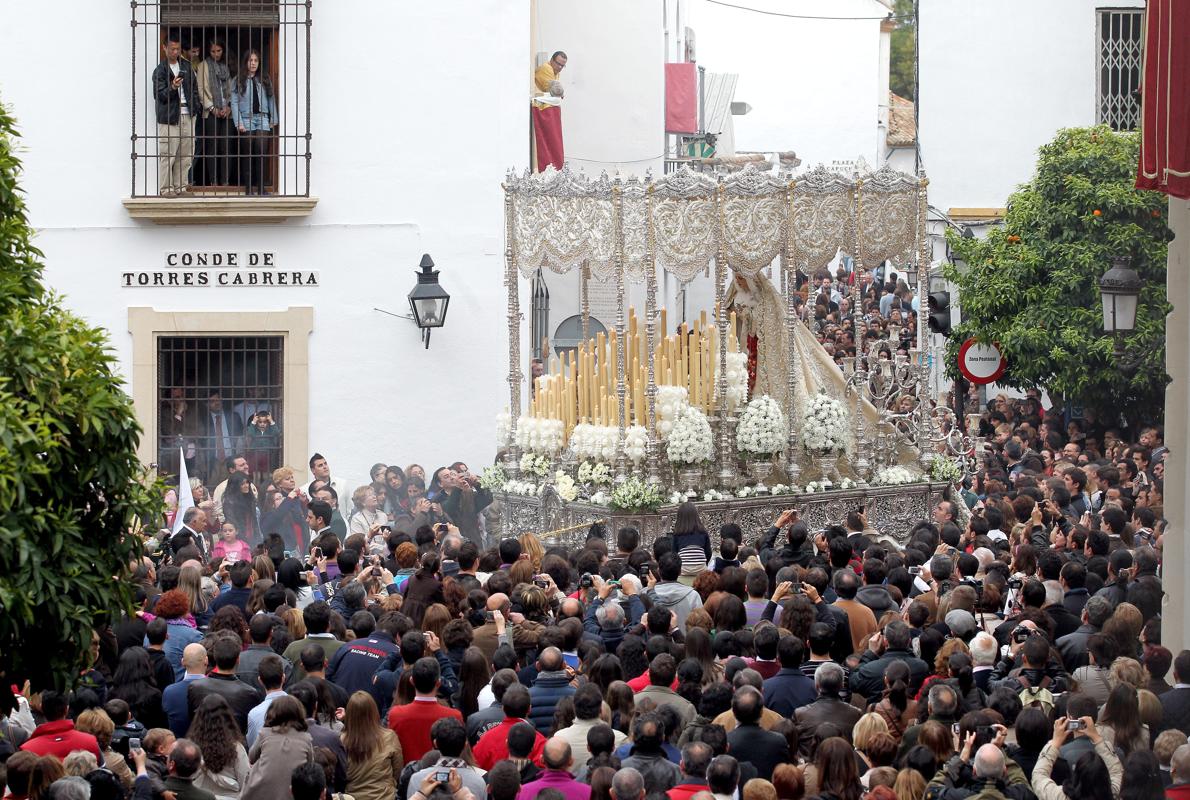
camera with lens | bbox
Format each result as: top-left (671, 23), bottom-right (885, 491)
top-left (579, 572), bottom-right (594, 589)
top-left (1012, 626), bottom-right (1033, 644)
top-left (1007, 577), bottom-right (1023, 590)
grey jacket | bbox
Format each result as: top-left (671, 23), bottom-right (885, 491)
top-left (646, 582), bottom-right (703, 630)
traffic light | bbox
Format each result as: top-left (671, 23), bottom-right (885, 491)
top-left (928, 291), bottom-right (952, 336)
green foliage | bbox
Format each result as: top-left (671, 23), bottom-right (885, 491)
top-left (0, 100), bottom-right (161, 690)
top-left (943, 125), bottom-right (1171, 423)
top-left (890, 0), bottom-right (916, 100)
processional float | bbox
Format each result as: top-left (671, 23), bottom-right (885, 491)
top-left (495, 163), bottom-right (982, 546)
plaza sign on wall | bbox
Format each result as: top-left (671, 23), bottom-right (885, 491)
top-left (957, 338), bottom-right (1007, 385)
top-left (121, 251), bottom-right (320, 288)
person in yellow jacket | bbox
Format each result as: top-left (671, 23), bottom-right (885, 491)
top-left (533, 51), bottom-right (567, 105)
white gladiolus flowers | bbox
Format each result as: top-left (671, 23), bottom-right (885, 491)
top-left (623, 425), bottom-right (648, 464)
top-left (495, 409), bottom-right (512, 448)
top-left (736, 395), bottom-right (787, 458)
top-left (724, 352), bottom-right (749, 411)
top-left (516, 416), bottom-right (564, 454)
top-left (655, 386), bottom-right (689, 440)
top-left (610, 477), bottom-right (665, 512)
top-left (570, 424), bottom-right (619, 462)
top-left (802, 393), bottom-right (849, 455)
top-left (667, 405), bottom-right (714, 466)
top-left (873, 466), bottom-right (920, 486)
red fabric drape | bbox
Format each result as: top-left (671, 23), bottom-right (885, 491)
top-left (1135, 0), bottom-right (1190, 199)
top-left (665, 62), bottom-right (698, 134)
top-left (532, 105), bottom-right (564, 172)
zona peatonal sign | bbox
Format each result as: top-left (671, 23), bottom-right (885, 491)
top-left (121, 251), bottom-right (320, 288)
top-left (957, 338), bottom-right (1007, 385)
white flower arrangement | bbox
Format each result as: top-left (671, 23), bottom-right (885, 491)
top-left (570, 423), bottom-right (620, 462)
top-left (669, 490), bottom-right (687, 505)
top-left (736, 486), bottom-right (754, 498)
top-left (655, 386), bottom-right (690, 440)
top-left (770, 484), bottom-right (801, 496)
top-left (610, 477), bottom-right (665, 512)
top-left (702, 489), bottom-right (726, 502)
top-left (495, 408), bottom-right (513, 448)
top-left (479, 464), bottom-right (508, 493)
top-left (519, 452), bottom-right (551, 479)
top-left (803, 481), bottom-right (825, 494)
top-left (873, 465), bottom-right (920, 486)
top-left (577, 461), bottom-right (612, 487)
top-left (503, 479), bottom-right (542, 497)
top-left (737, 395), bottom-right (788, 458)
top-left (839, 477), bottom-right (856, 489)
top-left (516, 415), bottom-right (564, 454)
top-left (554, 470), bottom-right (579, 503)
top-left (667, 405), bottom-right (714, 466)
top-left (930, 456), bottom-right (963, 483)
top-left (623, 425), bottom-right (648, 464)
top-left (589, 490), bottom-right (612, 506)
top-left (724, 351), bottom-right (750, 411)
top-left (802, 392), bottom-right (849, 455)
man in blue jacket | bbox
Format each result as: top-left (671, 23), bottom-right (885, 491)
top-left (327, 613), bottom-right (402, 702)
top-left (162, 644), bottom-right (208, 738)
top-left (527, 647), bottom-right (576, 736)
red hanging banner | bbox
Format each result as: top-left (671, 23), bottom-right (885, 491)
top-left (1135, 0), bottom-right (1190, 199)
top-left (665, 62), bottom-right (698, 134)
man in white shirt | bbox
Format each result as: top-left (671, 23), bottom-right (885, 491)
top-left (307, 452), bottom-right (351, 520)
top-left (246, 655), bottom-right (287, 748)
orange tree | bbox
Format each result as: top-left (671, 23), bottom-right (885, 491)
top-left (0, 100), bottom-right (160, 690)
top-left (944, 125), bottom-right (1171, 423)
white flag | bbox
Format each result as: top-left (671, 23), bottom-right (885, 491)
top-left (172, 447), bottom-right (195, 534)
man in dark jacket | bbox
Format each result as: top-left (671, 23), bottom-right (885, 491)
top-left (187, 637), bottom-right (264, 734)
top-left (151, 32), bottom-right (201, 197)
top-left (726, 687), bottom-right (788, 781)
top-left (585, 577), bottom-right (645, 654)
top-left (856, 558), bottom-right (899, 618)
top-left (1055, 596), bottom-right (1112, 672)
top-left (794, 662), bottom-right (862, 759)
top-left (758, 511), bottom-right (813, 568)
top-left (762, 635), bottom-right (816, 717)
top-left (1160, 651), bottom-right (1190, 736)
top-left (527, 647), bottom-right (576, 736)
top-left (619, 713), bottom-right (682, 794)
top-left (850, 620), bottom-right (930, 704)
top-left (327, 612), bottom-right (402, 704)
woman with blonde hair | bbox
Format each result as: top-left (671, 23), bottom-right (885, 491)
top-left (62, 750), bottom-right (98, 777)
top-left (853, 713), bottom-right (891, 754)
top-left (517, 532), bottom-right (544, 572)
top-left (744, 779), bottom-right (780, 800)
top-left (179, 563), bottom-right (212, 627)
top-left (340, 691), bottom-right (403, 800)
top-left (1112, 657), bottom-right (1150, 693)
top-left (914, 637), bottom-right (969, 701)
top-left (253, 553), bottom-right (276, 582)
top-left (892, 768), bottom-right (926, 800)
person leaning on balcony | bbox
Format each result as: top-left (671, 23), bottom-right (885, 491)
top-left (232, 48), bottom-right (279, 196)
top-left (533, 51), bottom-right (566, 101)
top-left (152, 31), bottom-right (201, 197)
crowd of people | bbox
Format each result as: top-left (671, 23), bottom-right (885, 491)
top-left (0, 389), bottom-right (1179, 800)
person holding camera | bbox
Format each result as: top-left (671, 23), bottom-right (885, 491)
top-left (583, 574), bottom-right (645, 655)
top-left (924, 721), bottom-right (1033, 800)
top-left (1030, 716), bottom-right (1121, 800)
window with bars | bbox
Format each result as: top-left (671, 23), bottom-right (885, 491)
top-left (131, 0), bottom-right (311, 197)
top-left (1096, 8), bottom-right (1144, 131)
top-left (157, 335), bottom-right (284, 486)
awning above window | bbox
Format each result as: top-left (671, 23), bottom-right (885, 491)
top-left (160, 0), bottom-right (280, 26)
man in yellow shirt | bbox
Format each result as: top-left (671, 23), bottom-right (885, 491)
top-left (532, 51), bottom-right (567, 171)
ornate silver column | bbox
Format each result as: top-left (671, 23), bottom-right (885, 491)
top-left (783, 179), bottom-right (801, 484)
top-left (644, 182), bottom-right (662, 486)
top-left (714, 179), bottom-right (736, 488)
top-left (915, 174), bottom-right (932, 469)
top-left (612, 178), bottom-right (629, 483)
top-left (581, 261), bottom-right (591, 345)
top-left (504, 180), bottom-right (523, 476)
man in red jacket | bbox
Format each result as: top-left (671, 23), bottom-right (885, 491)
top-left (473, 686), bottom-right (546, 770)
top-left (667, 742), bottom-right (713, 800)
top-left (386, 657), bottom-right (462, 762)
top-left (20, 691), bottom-right (101, 762)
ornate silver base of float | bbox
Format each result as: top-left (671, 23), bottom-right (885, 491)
top-left (501, 481), bottom-right (953, 551)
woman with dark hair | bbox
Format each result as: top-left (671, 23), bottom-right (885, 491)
top-left (1032, 716), bottom-right (1121, 800)
top-left (946, 652), bottom-right (986, 713)
top-left (110, 647), bottom-right (167, 730)
top-left (810, 737), bottom-right (863, 800)
top-left (868, 661), bottom-right (916, 742)
top-left (1100, 683), bottom-right (1150, 756)
top-left (605, 681), bottom-right (636, 736)
top-left (587, 654), bottom-right (623, 696)
top-left (714, 594), bottom-right (748, 632)
top-left (589, 765), bottom-right (617, 800)
top-left (222, 473), bottom-right (261, 545)
top-left (676, 658), bottom-right (704, 708)
top-left (191, 694), bottom-right (250, 800)
top-left (1119, 750), bottom-right (1165, 800)
top-left (401, 552), bottom-right (444, 627)
top-left (616, 635), bottom-right (648, 682)
top-left (242, 696), bottom-right (314, 800)
top-left (231, 48), bottom-right (278, 195)
top-left (684, 626), bottom-right (724, 687)
top-left (275, 557), bottom-right (316, 609)
top-left (454, 646), bottom-right (491, 719)
top-left (672, 501), bottom-right (712, 585)
top-left (208, 605), bottom-right (250, 646)
top-left (383, 466), bottom-right (409, 520)
top-left (340, 691), bottom-right (403, 800)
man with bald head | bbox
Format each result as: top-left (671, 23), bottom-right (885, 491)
top-left (515, 737), bottom-right (589, 800)
top-left (163, 643), bottom-right (208, 736)
top-left (610, 768), bottom-right (645, 800)
top-left (474, 592), bottom-right (532, 661)
top-left (528, 647), bottom-right (577, 735)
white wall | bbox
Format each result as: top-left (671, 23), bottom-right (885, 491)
top-left (689, 0), bottom-right (887, 166)
top-left (918, 0), bottom-right (1143, 213)
top-left (0, 0), bottom-right (529, 486)
top-left (533, 0), bottom-right (666, 177)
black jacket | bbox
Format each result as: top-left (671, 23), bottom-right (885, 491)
top-left (851, 649), bottom-right (930, 704)
top-left (187, 672), bottom-right (264, 733)
top-left (727, 723), bottom-right (789, 781)
top-left (1160, 687), bottom-right (1190, 736)
top-left (152, 59), bottom-right (202, 125)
